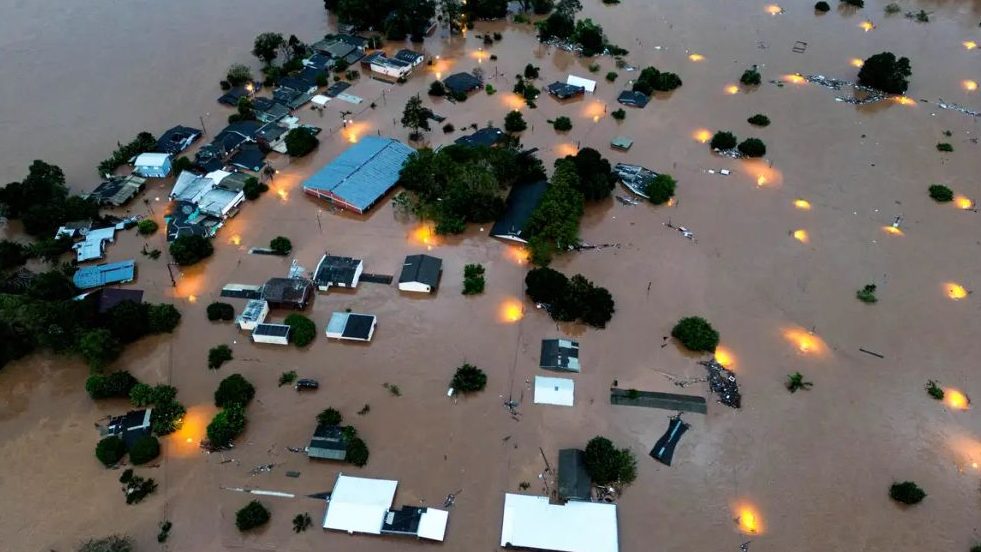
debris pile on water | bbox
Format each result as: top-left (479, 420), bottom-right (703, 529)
top-left (700, 358), bottom-right (742, 408)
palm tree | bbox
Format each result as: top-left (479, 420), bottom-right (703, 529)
top-left (786, 372), bottom-right (813, 393)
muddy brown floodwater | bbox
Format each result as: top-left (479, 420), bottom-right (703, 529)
top-left (2, 0), bottom-right (981, 550)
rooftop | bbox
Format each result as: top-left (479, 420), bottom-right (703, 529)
top-left (454, 127), bottom-right (505, 148)
top-left (94, 288), bottom-right (145, 314)
top-left (557, 449), bottom-right (592, 501)
top-left (323, 474), bottom-right (398, 534)
top-left (314, 255), bottom-right (363, 287)
top-left (546, 81), bottom-right (586, 100)
top-left (443, 72), bottom-right (483, 94)
top-left (253, 323), bottom-right (291, 338)
top-left (302, 137), bottom-right (413, 214)
top-left (489, 180), bottom-right (548, 243)
top-left (399, 254), bottom-right (442, 288)
top-left (308, 423), bottom-right (348, 461)
top-left (85, 175), bottom-right (146, 207)
top-left (501, 494), bottom-right (618, 552)
top-left (155, 125), bottom-right (202, 154)
top-left (540, 339), bottom-right (581, 372)
top-left (261, 278), bottom-right (313, 307)
top-left (73, 260), bottom-right (136, 289)
top-left (326, 312), bottom-right (376, 341)
top-left (533, 376), bottom-right (575, 407)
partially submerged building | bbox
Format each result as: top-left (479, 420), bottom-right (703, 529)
top-left (500, 493), bottom-right (618, 552)
top-left (546, 81), bottom-right (586, 100)
top-left (557, 449), bottom-right (592, 502)
top-left (165, 170), bottom-right (246, 241)
top-left (313, 255), bottom-right (364, 291)
top-left (236, 299), bottom-right (270, 331)
top-left (73, 260), bottom-right (136, 289)
top-left (398, 254), bottom-right (442, 293)
top-left (155, 125), bottom-right (202, 155)
top-left (566, 75), bottom-right (597, 93)
top-left (540, 339), bottom-right (580, 373)
top-left (261, 278), bottom-right (314, 310)
top-left (102, 408), bottom-right (153, 448)
top-left (302, 136), bottom-right (413, 215)
top-left (307, 423), bottom-right (348, 461)
top-left (72, 226), bottom-right (117, 263)
top-left (616, 90), bottom-right (649, 108)
top-left (252, 323), bottom-right (291, 345)
top-left (489, 180), bottom-right (548, 243)
top-left (442, 72), bottom-right (482, 95)
top-left (362, 52), bottom-right (414, 80)
top-left (326, 312), bottom-right (377, 342)
top-left (92, 288), bottom-right (144, 314)
top-left (85, 174), bottom-right (146, 207)
top-left (133, 153), bottom-right (172, 178)
top-left (454, 127), bottom-right (505, 148)
top-left (322, 474), bottom-right (449, 542)
top-left (533, 376), bottom-right (575, 407)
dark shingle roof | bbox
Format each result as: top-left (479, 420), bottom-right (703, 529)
top-left (443, 72), bottom-right (482, 94)
top-left (314, 255), bottom-right (362, 287)
top-left (489, 180), bottom-right (548, 243)
top-left (558, 449), bottom-right (592, 501)
top-left (155, 125), bottom-right (202, 154)
top-left (261, 278), bottom-right (313, 307)
top-left (617, 90), bottom-right (650, 108)
top-left (454, 127), bottom-right (504, 148)
top-left (308, 424), bottom-right (348, 460)
top-left (546, 82), bottom-right (585, 100)
top-left (540, 339), bottom-right (581, 372)
top-left (254, 323), bottom-right (291, 337)
top-left (399, 254), bottom-right (442, 288)
top-left (96, 288), bottom-right (145, 314)
top-left (342, 314), bottom-right (375, 339)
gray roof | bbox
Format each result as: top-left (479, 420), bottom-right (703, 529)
top-left (546, 81), bottom-right (585, 99)
top-left (443, 72), bottom-right (482, 94)
top-left (85, 175), bottom-right (146, 207)
top-left (308, 424), bottom-right (348, 460)
top-left (454, 127), bottom-right (504, 148)
top-left (399, 254), bottom-right (442, 288)
top-left (540, 339), bottom-right (580, 372)
top-left (314, 255), bottom-right (362, 287)
top-left (254, 323), bottom-right (291, 337)
top-left (489, 180), bottom-right (548, 243)
top-left (558, 449), bottom-right (592, 501)
top-left (261, 278), bottom-right (313, 307)
top-left (302, 137), bottom-right (414, 213)
top-left (617, 90), bottom-right (649, 107)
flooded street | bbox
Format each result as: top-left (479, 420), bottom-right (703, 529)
top-left (2, 0), bottom-right (981, 550)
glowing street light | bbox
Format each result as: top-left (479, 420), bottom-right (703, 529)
top-left (794, 199), bottom-right (811, 210)
top-left (792, 229), bottom-right (809, 243)
top-left (850, 58), bottom-right (864, 68)
top-left (693, 129), bottom-right (712, 143)
top-left (859, 20), bottom-right (875, 32)
top-left (882, 225), bottom-right (903, 236)
top-left (955, 195), bottom-right (974, 209)
top-left (688, 53), bottom-right (705, 62)
top-left (714, 345), bottom-right (736, 369)
top-left (963, 80), bottom-right (978, 92)
top-left (725, 84), bottom-right (740, 95)
top-left (964, 40), bottom-right (978, 50)
top-left (765, 4), bottom-right (783, 15)
top-left (944, 388), bottom-right (971, 410)
top-left (946, 282), bottom-right (968, 300)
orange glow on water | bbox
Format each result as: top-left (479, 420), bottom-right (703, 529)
top-left (946, 282), bottom-right (968, 300)
top-left (499, 299), bottom-right (524, 323)
top-left (955, 195), bottom-right (974, 209)
top-left (783, 327), bottom-right (827, 356)
top-left (945, 388), bottom-right (971, 410)
top-left (169, 405), bottom-right (217, 457)
top-left (859, 20), bottom-right (874, 32)
top-left (688, 53), bottom-right (705, 62)
top-left (725, 84), bottom-right (740, 95)
top-left (503, 93), bottom-right (525, 110)
top-left (964, 41), bottom-right (977, 50)
top-left (963, 80), bottom-right (978, 92)
top-left (850, 58), bottom-right (864, 68)
top-left (792, 229), bottom-right (809, 243)
top-left (948, 433), bottom-right (981, 471)
top-left (470, 50), bottom-right (490, 63)
top-left (555, 142), bottom-right (578, 157)
top-left (893, 96), bottom-right (916, 106)
top-left (504, 245), bottom-right (530, 265)
top-left (784, 74), bottom-right (805, 84)
top-left (882, 225), bottom-right (903, 236)
top-left (229, 234), bottom-right (241, 245)
top-left (765, 4), bottom-right (782, 15)
top-left (794, 199), bottom-right (811, 210)
top-left (714, 346), bottom-right (736, 369)
top-left (733, 503), bottom-right (764, 535)
top-left (743, 160), bottom-right (783, 189)
top-left (583, 101), bottom-right (606, 120)
top-left (342, 122), bottom-right (369, 144)
top-left (410, 224), bottom-right (439, 247)
top-left (693, 129), bottom-right (712, 143)
top-left (756, 175), bottom-right (767, 187)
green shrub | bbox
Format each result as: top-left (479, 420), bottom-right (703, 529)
top-left (78, 535), bottom-right (134, 552)
top-left (169, 235), bottom-right (213, 266)
top-left (524, 63), bottom-right (540, 79)
top-left (207, 403), bottom-right (247, 447)
top-left (884, 2), bottom-right (901, 13)
top-left (346, 436), bottom-right (370, 467)
top-left (644, 174), bottom-right (676, 205)
top-left (815, 1), bottom-right (831, 11)
top-left (129, 383), bottom-right (155, 407)
top-left (936, 143), bottom-right (953, 152)
top-left (96, 436), bottom-right (127, 466)
top-left (148, 304), bottom-right (181, 334)
top-left (292, 513), bottom-right (313, 533)
top-left (485, 84), bottom-right (496, 95)
top-left (925, 380), bottom-right (944, 400)
top-left (451, 363), bottom-right (487, 393)
top-left (242, 177), bottom-right (267, 200)
top-left (505, 110), bottom-right (527, 132)
top-left (605, 71), bottom-right (618, 82)
top-left (284, 128), bottom-right (319, 157)
top-left (671, 316), bottom-right (720, 352)
top-left (208, 345), bottom-right (233, 370)
top-left (214, 373), bottom-right (255, 408)
top-left (207, 302), bottom-right (235, 321)
top-left (78, 329), bottom-right (122, 371)
top-left (740, 68), bottom-right (762, 86)
top-left (857, 52), bottom-right (912, 94)
top-left (841, 0), bottom-right (864, 7)
top-left (584, 436), bottom-right (637, 485)
top-left (611, 108), bottom-right (625, 121)
top-left (462, 263), bottom-right (486, 295)
top-left (632, 66), bottom-right (683, 95)
top-left (710, 131), bottom-right (737, 150)
top-left (442, 123), bottom-right (455, 133)
top-left (129, 435), bottom-right (161, 465)
top-left (269, 236), bottom-right (292, 255)
top-left (86, 371), bottom-right (138, 400)
top-left (284, 313), bottom-right (316, 347)
top-left (279, 370), bottom-right (297, 387)
top-left (889, 481), bottom-right (926, 505)
top-left (928, 184), bottom-right (953, 202)
top-left (856, 284), bottom-right (877, 303)
top-left (235, 500), bottom-right (270, 531)
top-left (737, 138), bottom-right (767, 157)
top-left (588, 63), bottom-right (600, 73)
top-left (137, 220), bottom-right (158, 236)
top-left (747, 114), bottom-right (770, 127)
top-left (552, 116), bottom-right (573, 131)
top-left (124, 475), bottom-right (157, 504)
top-left (317, 407), bottom-right (343, 426)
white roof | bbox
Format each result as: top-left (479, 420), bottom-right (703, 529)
top-left (171, 171), bottom-right (214, 203)
top-left (197, 187), bottom-right (242, 217)
top-left (323, 474), bottom-right (398, 534)
top-left (417, 508), bottom-right (449, 541)
top-left (73, 227), bottom-right (116, 262)
top-left (205, 169), bottom-right (233, 185)
top-left (134, 152), bottom-right (170, 167)
top-left (534, 376), bottom-right (575, 407)
top-left (501, 494), bottom-right (619, 552)
top-left (566, 75), bottom-right (597, 93)
top-left (312, 95), bottom-right (331, 107)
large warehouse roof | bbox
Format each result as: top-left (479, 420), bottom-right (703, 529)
top-left (303, 137), bottom-right (413, 214)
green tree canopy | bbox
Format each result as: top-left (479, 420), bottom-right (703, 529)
top-left (671, 316), bottom-right (720, 352)
top-left (235, 500), bottom-right (271, 531)
top-left (451, 363), bottom-right (488, 393)
top-left (584, 436), bottom-right (637, 485)
top-left (95, 436), bottom-right (127, 467)
top-left (285, 313), bottom-right (316, 347)
top-left (252, 33), bottom-right (285, 64)
top-left (215, 373), bottom-right (256, 408)
top-left (169, 235), bottom-right (213, 266)
top-left (285, 128), bottom-right (319, 157)
top-left (858, 52), bottom-right (911, 94)
top-left (207, 403), bottom-right (247, 447)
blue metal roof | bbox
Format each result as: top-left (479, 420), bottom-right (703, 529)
top-left (73, 260), bottom-right (136, 289)
top-left (303, 137), bottom-right (414, 212)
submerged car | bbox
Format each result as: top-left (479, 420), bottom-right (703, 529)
top-left (295, 378), bottom-right (319, 391)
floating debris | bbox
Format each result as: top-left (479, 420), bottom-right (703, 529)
top-left (614, 163), bottom-right (658, 198)
top-left (699, 359), bottom-right (742, 408)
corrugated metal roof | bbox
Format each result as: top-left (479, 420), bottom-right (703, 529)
top-left (73, 260), bottom-right (136, 289)
top-left (303, 137), bottom-right (413, 213)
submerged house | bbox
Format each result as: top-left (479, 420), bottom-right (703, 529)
top-left (533, 376), bottom-right (575, 407)
top-left (72, 226), bottom-right (117, 263)
top-left (398, 254), bottom-right (442, 293)
top-left (540, 339), bottom-right (580, 373)
top-left (557, 449), bottom-right (592, 502)
top-left (442, 72), bottom-right (482, 95)
top-left (616, 90), bottom-right (649, 108)
top-left (85, 174), bottom-right (147, 207)
top-left (364, 53), bottom-right (413, 80)
top-left (546, 81), bottom-right (586, 100)
top-left (133, 153), bottom-right (172, 178)
top-left (252, 323), bottom-right (291, 345)
top-left (313, 255), bottom-right (364, 291)
top-left (252, 97), bottom-right (291, 124)
top-left (236, 299), bottom-right (269, 331)
top-left (500, 493), bottom-right (618, 552)
top-left (326, 312), bottom-right (377, 342)
top-left (92, 288), bottom-right (145, 314)
top-left (307, 423), bottom-right (348, 461)
top-left (155, 125), bottom-right (202, 155)
top-left (322, 474), bottom-right (449, 542)
top-left (103, 408), bottom-right (152, 447)
top-left (302, 136), bottom-right (413, 215)
top-left (489, 180), bottom-right (548, 243)
top-left (261, 278), bottom-right (314, 310)
top-left (454, 127), bottom-right (505, 148)
top-left (394, 49), bottom-right (425, 67)
top-left (169, 170), bottom-right (245, 222)
top-left (73, 260), bottom-right (136, 289)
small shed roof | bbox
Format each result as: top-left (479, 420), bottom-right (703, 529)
top-left (323, 474), bottom-right (398, 534)
top-left (302, 137), bottom-right (413, 213)
top-left (85, 175), bottom-right (146, 207)
top-left (611, 136), bottom-right (633, 150)
top-left (314, 255), bottom-right (362, 287)
top-left (399, 254), bottom-right (442, 288)
top-left (73, 260), bottom-right (136, 289)
top-left (501, 494), bottom-right (618, 552)
top-left (558, 449), bottom-right (591, 501)
top-left (394, 49), bottom-right (424, 64)
top-left (534, 376), bottom-right (575, 407)
top-left (134, 152), bottom-right (170, 167)
top-left (237, 299), bottom-right (268, 325)
top-left (254, 323), bottom-right (291, 337)
top-left (489, 180), bottom-right (548, 243)
top-left (417, 508), bottom-right (449, 541)
top-left (540, 339), bottom-right (580, 372)
top-left (308, 423), bottom-right (348, 460)
top-left (566, 75), bottom-right (597, 93)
